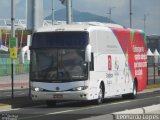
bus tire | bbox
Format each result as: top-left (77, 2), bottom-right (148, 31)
top-left (122, 82), bottom-right (137, 99)
top-left (46, 100), bottom-right (57, 107)
top-left (95, 84), bottom-right (104, 105)
top-left (130, 81), bottom-right (137, 99)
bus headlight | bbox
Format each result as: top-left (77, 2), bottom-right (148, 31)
top-left (72, 86), bottom-right (88, 91)
top-left (32, 87), bottom-right (44, 92)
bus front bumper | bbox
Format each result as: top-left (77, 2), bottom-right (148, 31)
top-left (31, 90), bottom-right (92, 101)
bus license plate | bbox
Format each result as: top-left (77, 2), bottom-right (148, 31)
top-left (53, 94), bottom-right (63, 98)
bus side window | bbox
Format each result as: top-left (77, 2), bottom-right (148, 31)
top-left (90, 52), bottom-right (94, 71)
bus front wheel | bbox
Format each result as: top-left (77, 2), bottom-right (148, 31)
top-left (95, 84), bottom-right (104, 105)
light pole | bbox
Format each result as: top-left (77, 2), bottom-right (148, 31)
top-left (143, 14), bottom-right (149, 33)
top-left (52, 0), bottom-right (55, 25)
top-left (107, 7), bottom-right (115, 23)
top-left (66, 0), bottom-right (72, 24)
top-left (11, 0), bottom-right (15, 38)
top-left (11, 0), bottom-right (15, 99)
top-left (25, 0), bottom-right (27, 25)
top-left (59, 0), bottom-right (72, 24)
top-left (129, 0), bottom-right (133, 28)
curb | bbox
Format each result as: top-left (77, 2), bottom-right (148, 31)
top-left (79, 104), bottom-right (160, 120)
top-left (79, 114), bottom-right (115, 120)
top-left (113, 104), bottom-right (160, 114)
top-left (0, 104), bottom-right (11, 110)
top-left (143, 104), bottom-right (160, 114)
top-left (113, 108), bottom-right (144, 114)
top-left (0, 96), bottom-right (45, 110)
top-left (138, 88), bottom-right (160, 94)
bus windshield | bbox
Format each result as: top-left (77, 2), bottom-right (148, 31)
top-left (30, 49), bottom-right (88, 82)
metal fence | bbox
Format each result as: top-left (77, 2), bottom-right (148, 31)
top-left (147, 63), bottom-right (160, 84)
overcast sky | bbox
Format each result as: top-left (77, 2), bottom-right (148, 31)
top-left (0, 0), bottom-right (159, 35)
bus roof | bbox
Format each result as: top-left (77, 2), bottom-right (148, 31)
top-left (36, 22), bottom-right (124, 33)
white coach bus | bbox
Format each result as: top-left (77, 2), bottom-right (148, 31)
top-left (30, 23), bottom-right (147, 107)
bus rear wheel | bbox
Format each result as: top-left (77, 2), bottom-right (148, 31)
top-left (122, 82), bottom-right (137, 99)
top-left (130, 82), bottom-right (137, 99)
top-left (46, 100), bottom-right (57, 107)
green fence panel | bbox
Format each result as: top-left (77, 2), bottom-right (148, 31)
top-left (0, 58), bottom-right (8, 76)
top-left (0, 55), bottom-right (30, 76)
top-left (3, 58), bottom-right (7, 75)
top-left (0, 60), bottom-right (3, 76)
top-left (6, 58), bottom-right (11, 75)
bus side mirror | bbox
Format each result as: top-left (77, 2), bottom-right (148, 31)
top-left (85, 44), bottom-right (92, 62)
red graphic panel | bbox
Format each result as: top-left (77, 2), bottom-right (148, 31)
top-left (111, 28), bottom-right (147, 92)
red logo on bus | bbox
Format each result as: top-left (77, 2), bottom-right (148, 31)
top-left (108, 55), bottom-right (112, 71)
